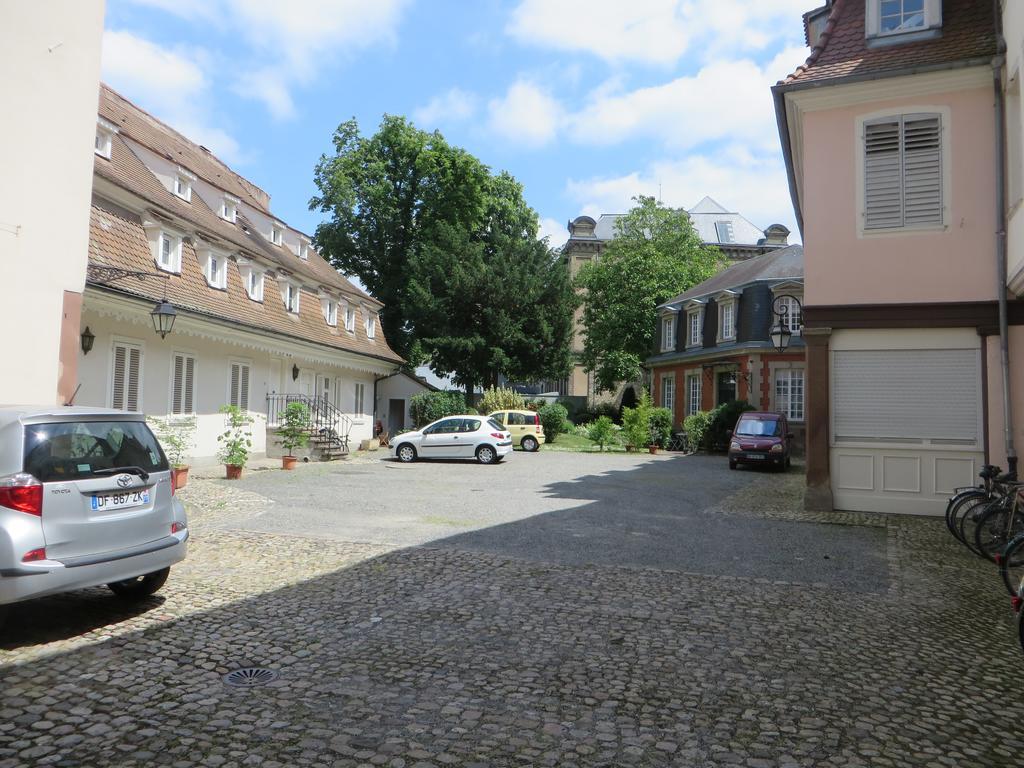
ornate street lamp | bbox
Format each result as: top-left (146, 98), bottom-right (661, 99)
top-left (770, 294), bottom-right (802, 354)
top-left (150, 300), bottom-right (177, 339)
top-left (80, 326), bottom-right (95, 355)
top-left (86, 264), bottom-right (178, 340)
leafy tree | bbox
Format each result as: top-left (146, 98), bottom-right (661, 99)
top-left (575, 196), bottom-right (723, 392)
top-left (538, 402), bottom-right (569, 443)
top-left (409, 391), bottom-right (466, 428)
top-left (586, 416), bottom-right (616, 452)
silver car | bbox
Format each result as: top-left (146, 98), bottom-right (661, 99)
top-left (391, 415), bottom-right (513, 464)
top-left (0, 407), bottom-right (188, 628)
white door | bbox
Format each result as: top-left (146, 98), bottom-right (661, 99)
top-left (298, 372), bottom-right (314, 397)
top-left (830, 329), bottom-right (984, 515)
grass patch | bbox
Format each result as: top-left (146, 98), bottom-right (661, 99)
top-left (540, 432), bottom-right (628, 453)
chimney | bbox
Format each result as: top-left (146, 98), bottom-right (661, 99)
top-left (763, 224), bottom-right (791, 246)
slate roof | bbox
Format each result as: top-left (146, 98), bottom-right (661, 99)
top-left (658, 244), bottom-right (804, 308)
top-left (780, 0), bottom-right (996, 87)
top-left (89, 85), bottom-right (400, 364)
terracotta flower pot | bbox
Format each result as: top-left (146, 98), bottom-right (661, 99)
top-left (225, 464), bottom-right (243, 480)
top-left (282, 456), bottom-right (297, 470)
top-left (648, 445), bottom-right (659, 454)
top-left (171, 466), bottom-right (190, 489)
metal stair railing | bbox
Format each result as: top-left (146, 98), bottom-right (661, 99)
top-left (267, 393), bottom-right (353, 456)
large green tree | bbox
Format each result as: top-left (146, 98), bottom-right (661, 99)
top-left (310, 116), bottom-right (572, 393)
top-left (576, 196), bottom-right (723, 392)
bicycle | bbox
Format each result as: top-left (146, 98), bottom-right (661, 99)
top-left (997, 531), bottom-right (1024, 598)
top-left (972, 482), bottom-right (1024, 562)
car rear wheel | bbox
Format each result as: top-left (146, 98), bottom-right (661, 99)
top-left (108, 567), bottom-right (170, 601)
top-left (476, 445), bottom-right (497, 464)
top-left (396, 444), bottom-right (417, 463)
top-left (522, 436), bottom-right (539, 452)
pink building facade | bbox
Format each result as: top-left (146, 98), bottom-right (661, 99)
top-left (775, 0), bottom-right (1023, 514)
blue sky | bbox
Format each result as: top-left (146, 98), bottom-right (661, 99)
top-left (102, 0), bottom-right (810, 248)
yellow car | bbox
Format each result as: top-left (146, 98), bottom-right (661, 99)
top-left (488, 410), bottom-right (544, 452)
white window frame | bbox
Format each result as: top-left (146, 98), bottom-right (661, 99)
top-left (285, 283), bottom-right (301, 314)
top-left (856, 107), bottom-right (950, 236)
top-left (169, 351), bottom-right (197, 416)
top-left (95, 118), bottom-right (117, 159)
top-left (221, 197), bottom-right (238, 223)
top-left (686, 373), bottom-right (702, 416)
top-left (344, 305), bottom-right (356, 333)
top-left (228, 359), bottom-right (252, 411)
top-left (173, 168), bottom-right (195, 202)
top-left (775, 369), bottom-right (805, 422)
top-left (718, 299), bottom-right (737, 343)
top-left (866, 0), bottom-right (941, 40)
top-left (776, 295), bottom-right (803, 335)
top-left (365, 312), bottom-right (377, 339)
top-left (660, 314), bottom-right (677, 353)
top-left (686, 307), bottom-right (704, 349)
top-left (206, 252), bottom-right (227, 290)
top-left (245, 269), bottom-right (264, 302)
top-left (661, 373), bottom-right (675, 413)
top-left (353, 382), bottom-right (366, 418)
top-left (157, 231), bottom-right (183, 274)
top-left (298, 240), bottom-right (309, 260)
top-left (109, 338), bottom-right (144, 412)
top-left (325, 299), bottom-right (338, 327)
top-left (271, 223), bottom-right (284, 246)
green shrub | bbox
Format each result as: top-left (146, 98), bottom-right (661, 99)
top-left (587, 415), bottom-right (615, 451)
top-left (683, 410), bottom-right (713, 452)
top-left (409, 391), bottom-right (466, 428)
top-left (706, 399), bottom-right (755, 452)
top-left (278, 402), bottom-right (311, 456)
top-left (478, 387), bottom-right (526, 414)
top-left (538, 402), bottom-right (569, 443)
top-left (621, 390), bottom-right (652, 449)
top-left (648, 407), bottom-right (673, 448)
top-left (148, 415), bottom-right (196, 468)
top-left (217, 405), bottom-right (254, 467)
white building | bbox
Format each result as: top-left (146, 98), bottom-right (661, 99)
top-left (78, 85), bottom-right (403, 461)
top-left (0, 1), bottom-right (105, 405)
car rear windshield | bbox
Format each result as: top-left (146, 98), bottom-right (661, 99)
top-left (487, 418), bottom-right (505, 432)
top-left (735, 418), bottom-right (782, 437)
top-left (23, 421), bottom-right (169, 482)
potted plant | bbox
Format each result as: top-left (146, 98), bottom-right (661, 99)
top-left (278, 401), bottom-right (310, 470)
top-left (217, 405), bottom-right (254, 479)
top-left (149, 416), bottom-right (196, 488)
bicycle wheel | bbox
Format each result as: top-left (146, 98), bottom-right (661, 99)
top-left (973, 503), bottom-right (1017, 562)
top-left (958, 496), bottom-right (998, 554)
top-left (999, 533), bottom-right (1024, 597)
top-left (947, 490), bottom-right (987, 542)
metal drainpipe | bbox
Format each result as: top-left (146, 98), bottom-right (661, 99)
top-left (993, 0), bottom-right (1018, 477)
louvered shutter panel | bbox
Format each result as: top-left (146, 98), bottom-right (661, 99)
top-left (125, 347), bottom-right (141, 411)
top-left (239, 365), bottom-right (250, 411)
top-left (833, 349), bottom-right (978, 443)
top-left (902, 116), bottom-right (942, 226)
top-left (172, 354), bottom-right (184, 414)
top-left (229, 363), bottom-right (240, 408)
top-left (864, 119), bottom-right (903, 229)
top-left (111, 344), bottom-right (127, 410)
top-left (184, 356), bottom-right (195, 413)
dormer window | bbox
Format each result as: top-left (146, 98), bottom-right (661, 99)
top-left (660, 313), bottom-right (677, 353)
top-left (344, 306), bottom-right (356, 333)
top-left (715, 292), bottom-right (738, 343)
top-left (246, 269), bottom-right (264, 301)
top-left (95, 118), bottom-right (117, 159)
top-left (324, 299), bottom-right (338, 326)
top-left (285, 283), bottom-right (300, 314)
top-left (866, 0), bottom-right (941, 44)
top-left (686, 304), bottom-right (704, 348)
top-left (365, 312), bottom-right (377, 339)
top-left (271, 224), bottom-right (283, 246)
top-left (206, 253), bottom-right (227, 289)
top-left (173, 168), bottom-right (195, 202)
top-left (221, 196), bottom-right (238, 223)
top-left (157, 232), bottom-right (182, 273)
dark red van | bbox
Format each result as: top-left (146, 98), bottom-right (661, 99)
top-left (728, 412), bottom-right (792, 471)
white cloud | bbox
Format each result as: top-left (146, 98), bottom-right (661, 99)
top-left (538, 217), bottom-right (568, 248)
top-left (507, 0), bottom-right (809, 65)
top-left (565, 145), bottom-right (799, 240)
top-left (487, 80), bottom-right (564, 147)
top-left (233, 68), bottom-right (297, 121)
top-left (413, 88), bottom-right (478, 128)
top-left (101, 30), bottom-right (243, 162)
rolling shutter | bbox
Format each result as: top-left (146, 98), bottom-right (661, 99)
top-left (111, 342), bottom-right (142, 411)
top-left (864, 114), bottom-right (942, 230)
top-left (172, 353), bottom-right (195, 415)
top-left (833, 349), bottom-right (978, 443)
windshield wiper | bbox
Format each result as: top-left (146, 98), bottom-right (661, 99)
top-left (92, 466), bottom-right (151, 481)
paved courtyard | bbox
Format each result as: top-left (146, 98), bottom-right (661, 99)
top-left (2, 452), bottom-right (1023, 767)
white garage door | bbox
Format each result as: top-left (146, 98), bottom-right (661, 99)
top-left (830, 333), bottom-right (984, 515)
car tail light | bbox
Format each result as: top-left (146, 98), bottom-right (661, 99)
top-left (21, 548), bottom-right (46, 563)
top-left (0, 473), bottom-right (43, 517)
top-left (171, 522), bottom-right (187, 534)
top-left (490, 432), bottom-right (505, 439)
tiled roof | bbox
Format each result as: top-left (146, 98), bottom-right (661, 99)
top-left (781, 0), bottom-right (996, 86)
top-left (659, 244), bottom-right (804, 308)
top-left (88, 201), bottom-right (402, 364)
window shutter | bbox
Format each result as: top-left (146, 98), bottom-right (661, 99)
top-left (184, 356), bottom-right (195, 413)
top-left (239, 364), bottom-right (250, 411)
top-left (112, 344), bottom-right (127, 410)
top-left (172, 354), bottom-right (184, 414)
top-left (902, 116), bottom-right (942, 226)
top-left (864, 119), bottom-right (903, 229)
top-left (126, 347), bottom-right (141, 411)
top-left (229, 363), bottom-right (240, 408)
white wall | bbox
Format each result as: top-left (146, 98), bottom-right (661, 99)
top-left (376, 375), bottom-right (433, 433)
top-left (77, 305), bottom-right (379, 461)
top-left (0, 1), bottom-right (105, 404)
top-left (1004, 0), bottom-right (1024, 293)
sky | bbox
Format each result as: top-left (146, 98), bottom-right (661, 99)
top-left (101, 0), bottom-right (810, 250)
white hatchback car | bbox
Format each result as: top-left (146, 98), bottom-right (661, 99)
top-left (391, 415), bottom-right (512, 464)
top-left (0, 406), bottom-right (189, 628)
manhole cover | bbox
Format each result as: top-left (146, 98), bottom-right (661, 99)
top-left (223, 667), bottom-right (279, 688)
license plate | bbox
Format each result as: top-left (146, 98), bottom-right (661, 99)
top-left (743, 453), bottom-right (765, 460)
top-left (91, 490), bottom-right (150, 511)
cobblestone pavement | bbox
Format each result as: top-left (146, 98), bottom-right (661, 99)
top-left (2, 457), bottom-right (1024, 767)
